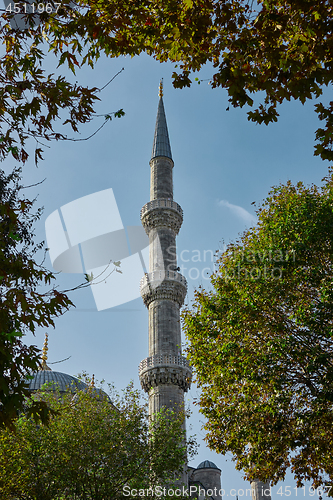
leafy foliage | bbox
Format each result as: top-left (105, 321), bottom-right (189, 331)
top-left (0, 168), bottom-right (72, 429)
top-left (0, 10), bottom-right (125, 166)
top-left (38, 0), bottom-right (333, 161)
top-left (0, 5), bottom-right (127, 426)
top-left (183, 170), bottom-right (333, 491)
top-left (3, 0), bottom-right (332, 160)
top-left (0, 380), bottom-right (194, 499)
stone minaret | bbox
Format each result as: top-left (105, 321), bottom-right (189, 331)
top-left (139, 81), bottom-right (191, 434)
top-left (251, 480), bottom-right (272, 500)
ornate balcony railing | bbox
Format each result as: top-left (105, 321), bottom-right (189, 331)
top-left (140, 271), bottom-right (187, 291)
top-left (139, 354), bottom-right (191, 374)
top-left (141, 199), bottom-right (183, 218)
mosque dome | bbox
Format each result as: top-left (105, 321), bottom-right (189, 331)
top-left (27, 369), bottom-right (88, 394)
top-left (27, 333), bottom-right (88, 394)
top-left (197, 460), bottom-right (220, 470)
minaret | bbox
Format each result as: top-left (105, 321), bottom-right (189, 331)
top-left (139, 81), bottom-right (191, 433)
top-left (251, 480), bottom-right (272, 500)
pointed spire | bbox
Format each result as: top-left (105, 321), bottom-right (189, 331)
top-left (151, 79), bottom-right (172, 161)
top-left (39, 333), bottom-right (52, 371)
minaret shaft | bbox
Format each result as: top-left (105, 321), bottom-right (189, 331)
top-left (150, 157), bottom-right (174, 200)
top-left (149, 227), bottom-right (177, 268)
top-left (148, 299), bottom-right (182, 357)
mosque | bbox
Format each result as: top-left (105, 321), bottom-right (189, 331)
top-left (28, 82), bottom-right (270, 500)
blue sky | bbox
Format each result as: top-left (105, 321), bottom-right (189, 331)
top-left (8, 49), bottom-right (330, 499)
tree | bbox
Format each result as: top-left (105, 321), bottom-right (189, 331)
top-left (183, 170), bottom-right (333, 493)
top-left (0, 6), bottom-right (125, 426)
top-left (0, 8), bottom-right (125, 166)
top-left (4, 0), bottom-right (333, 163)
top-left (0, 380), bottom-right (195, 499)
top-left (30, 0), bottom-right (333, 162)
top-left (0, 168), bottom-right (73, 428)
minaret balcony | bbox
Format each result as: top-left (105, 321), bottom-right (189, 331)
top-left (140, 271), bottom-right (187, 307)
top-left (139, 353), bottom-right (191, 372)
top-left (140, 270), bottom-right (187, 288)
top-left (139, 353), bottom-right (192, 392)
top-left (141, 199), bottom-right (183, 217)
top-left (141, 199), bottom-right (183, 235)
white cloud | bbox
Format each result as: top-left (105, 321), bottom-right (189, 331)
top-left (218, 199), bottom-right (257, 225)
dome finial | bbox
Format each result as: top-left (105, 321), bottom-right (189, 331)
top-left (39, 333), bottom-right (51, 371)
top-left (41, 333), bottom-right (48, 363)
top-left (159, 79), bottom-right (163, 98)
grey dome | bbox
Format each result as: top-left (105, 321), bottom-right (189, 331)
top-left (197, 460), bottom-right (220, 470)
top-left (27, 370), bottom-right (88, 393)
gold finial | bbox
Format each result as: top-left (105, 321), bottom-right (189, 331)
top-left (159, 79), bottom-right (163, 98)
top-left (39, 333), bottom-right (51, 371)
top-left (41, 333), bottom-right (48, 363)
top-left (90, 374), bottom-right (95, 388)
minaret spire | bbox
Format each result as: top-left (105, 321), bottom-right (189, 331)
top-left (139, 84), bottom-right (191, 483)
top-left (151, 80), bottom-right (172, 161)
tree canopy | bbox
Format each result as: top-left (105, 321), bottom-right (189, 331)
top-left (0, 5), bottom-right (124, 425)
top-left (2, 0), bottom-right (333, 162)
top-left (183, 170), bottom-right (333, 492)
top-left (0, 168), bottom-right (73, 428)
top-left (0, 10), bottom-right (125, 167)
top-left (0, 380), bottom-right (194, 499)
